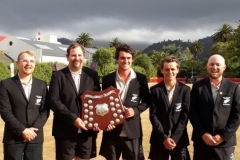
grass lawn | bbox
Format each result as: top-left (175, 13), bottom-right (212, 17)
top-left (0, 110), bottom-right (240, 160)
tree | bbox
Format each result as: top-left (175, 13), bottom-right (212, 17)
top-left (177, 47), bottom-right (193, 62)
top-left (133, 53), bottom-right (155, 79)
top-left (76, 32), bottom-right (93, 47)
top-left (179, 59), bottom-right (204, 77)
top-left (210, 42), bottom-right (240, 77)
top-left (149, 50), bottom-right (166, 76)
top-left (132, 65), bottom-right (146, 75)
top-left (212, 23), bottom-right (233, 42)
top-left (231, 20), bottom-right (240, 54)
top-left (109, 37), bottom-right (121, 48)
top-left (92, 47), bottom-right (115, 76)
top-left (161, 44), bottom-right (182, 55)
top-left (189, 40), bottom-right (204, 59)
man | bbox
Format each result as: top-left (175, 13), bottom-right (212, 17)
top-left (0, 50), bottom-right (49, 160)
top-left (49, 42), bottom-right (101, 160)
top-left (99, 43), bottom-right (149, 160)
top-left (189, 54), bottom-right (240, 160)
top-left (148, 56), bottom-right (191, 160)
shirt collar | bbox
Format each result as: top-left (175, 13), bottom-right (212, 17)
top-left (18, 73), bottom-right (32, 85)
top-left (69, 67), bottom-right (82, 75)
top-left (116, 68), bottom-right (136, 81)
top-left (164, 82), bottom-right (176, 92)
top-left (211, 82), bottom-right (220, 90)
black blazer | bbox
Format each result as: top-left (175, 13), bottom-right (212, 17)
top-left (189, 77), bottom-right (240, 147)
top-left (101, 71), bottom-right (149, 139)
top-left (149, 81), bottom-right (190, 148)
top-left (49, 67), bottom-right (101, 138)
top-left (0, 75), bottom-right (49, 144)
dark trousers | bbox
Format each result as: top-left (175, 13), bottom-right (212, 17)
top-left (4, 143), bottom-right (43, 160)
top-left (100, 136), bottom-right (144, 160)
top-left (193, 143), bottom-right (235, 160)
top-left (148, 144), bottom-right (190, 160)
top-left (55, 134), bottom-right (97, 160)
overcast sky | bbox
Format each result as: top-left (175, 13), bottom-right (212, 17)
top-left (0, 0), bottom-right (240, 46)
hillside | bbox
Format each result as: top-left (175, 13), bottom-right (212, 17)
top-left (142, 36), bottom-right (213, 60)
top-left (58, 36), bottom-right (214, 60)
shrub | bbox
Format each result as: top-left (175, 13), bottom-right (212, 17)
top-left (0, 62), bottom-right (10, 81)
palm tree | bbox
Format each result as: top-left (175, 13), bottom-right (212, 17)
top-left (212, 23), bottom-right (233, 42)
top-left (189, 40), bottom-right (204, 59)
top-left (76, 32), bottom-right (93, 47)
top-left (109, 37), bottom-right (121, 48)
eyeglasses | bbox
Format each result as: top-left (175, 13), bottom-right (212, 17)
top-left (18, 60), bottom-right (36, 64)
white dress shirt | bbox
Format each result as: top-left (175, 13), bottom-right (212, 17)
top-left (116, 68), bottom-right (136, 137)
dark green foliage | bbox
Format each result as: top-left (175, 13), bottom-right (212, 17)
top-left (14, 62), bottom-right (54, 85)
top-left (212, 23), bottom-right (233, 42)
top-left (33, 62), bottom-right (54, 85)
top-left (76, 32), bottom-right (93, 47)
top-left (92, 47), bottom-right (115, 76)
top-left (0, 62), bottom-right (10, 81)
top-left (142, 37), bottom-right (213, 61)
top-left (143, 40), bottom-right (190, 53)
top-left (109, 38), bottom-right (121, 48)
top-left (179, 59), bottom-right (205, 77)
top-left (189, 40), bottom-right (204, 59)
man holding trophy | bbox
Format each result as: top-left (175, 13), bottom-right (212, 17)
top-left (99, 43), bottom-right (149, 160)
top-left (49, 43), bottom-right (101, 160)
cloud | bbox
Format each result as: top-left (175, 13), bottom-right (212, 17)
top-left (0, 0), bottom-right (239, 46)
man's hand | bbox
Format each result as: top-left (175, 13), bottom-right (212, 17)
top-left (213, 134), bottom-right (224, 145)
top-left (163, 138), bottom-right (176, 150)
top-left (106, 124), bottom-right (115, 131)
top-left (93, 126), bottom-right (101, 132)
top-left (74, 118), bottom-right (87, 130)
top-left (124, 106), bottom-right (135, 118)
top-left (202, 132), bottom-right (216, 146)
top-left (22, 127), bottom-right (38, 141)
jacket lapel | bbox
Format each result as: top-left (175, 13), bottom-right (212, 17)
top-left (203, 77), bottom-right (215, 107)
top-left (79, 69), bottom-right (87, 95)
top-left (124, 78), bottom-right (138, 103)
top-left (13, 75), bottom-right (28, 101)
top-left (214, 77), bottom-right (227, 108)
top-left (169, 82), bottom-right (179, 109)
top-left (159, 81), bottom-right (170, 108)
top-left (65, 67), bottom-right (78, 95)
top-left (28, 78), bottom-right (37, 103)
top-left (110, 71), bottom-right (117, 88)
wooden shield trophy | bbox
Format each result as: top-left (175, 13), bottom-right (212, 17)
top-left (81, 86), bottom-right (125, 130)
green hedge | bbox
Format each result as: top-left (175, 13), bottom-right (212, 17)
top-left (0, 62), bottom-right (10, 81)
top-left (0, 62), bottom-right (54, 85)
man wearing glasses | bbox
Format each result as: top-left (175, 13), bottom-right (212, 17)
top-left (0, 50), bottom-right (49, 160)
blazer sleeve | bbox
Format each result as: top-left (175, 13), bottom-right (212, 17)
top-left (171, 87), bottom-right (190, 144)
top-left (189, 83), bottom-right (206, 137)
top-left (219, 85), bottom-right (240, 141)
top-left (0, 81), bottom-right (25, 136)
top-left (149, 87), bottom-right (168, 142)
top-left (49, 73), bottom-right (79, 124)
top-left (32, 82), bottom-right (50, 129)
top-left (133, 74), bottom-right (149, 116)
